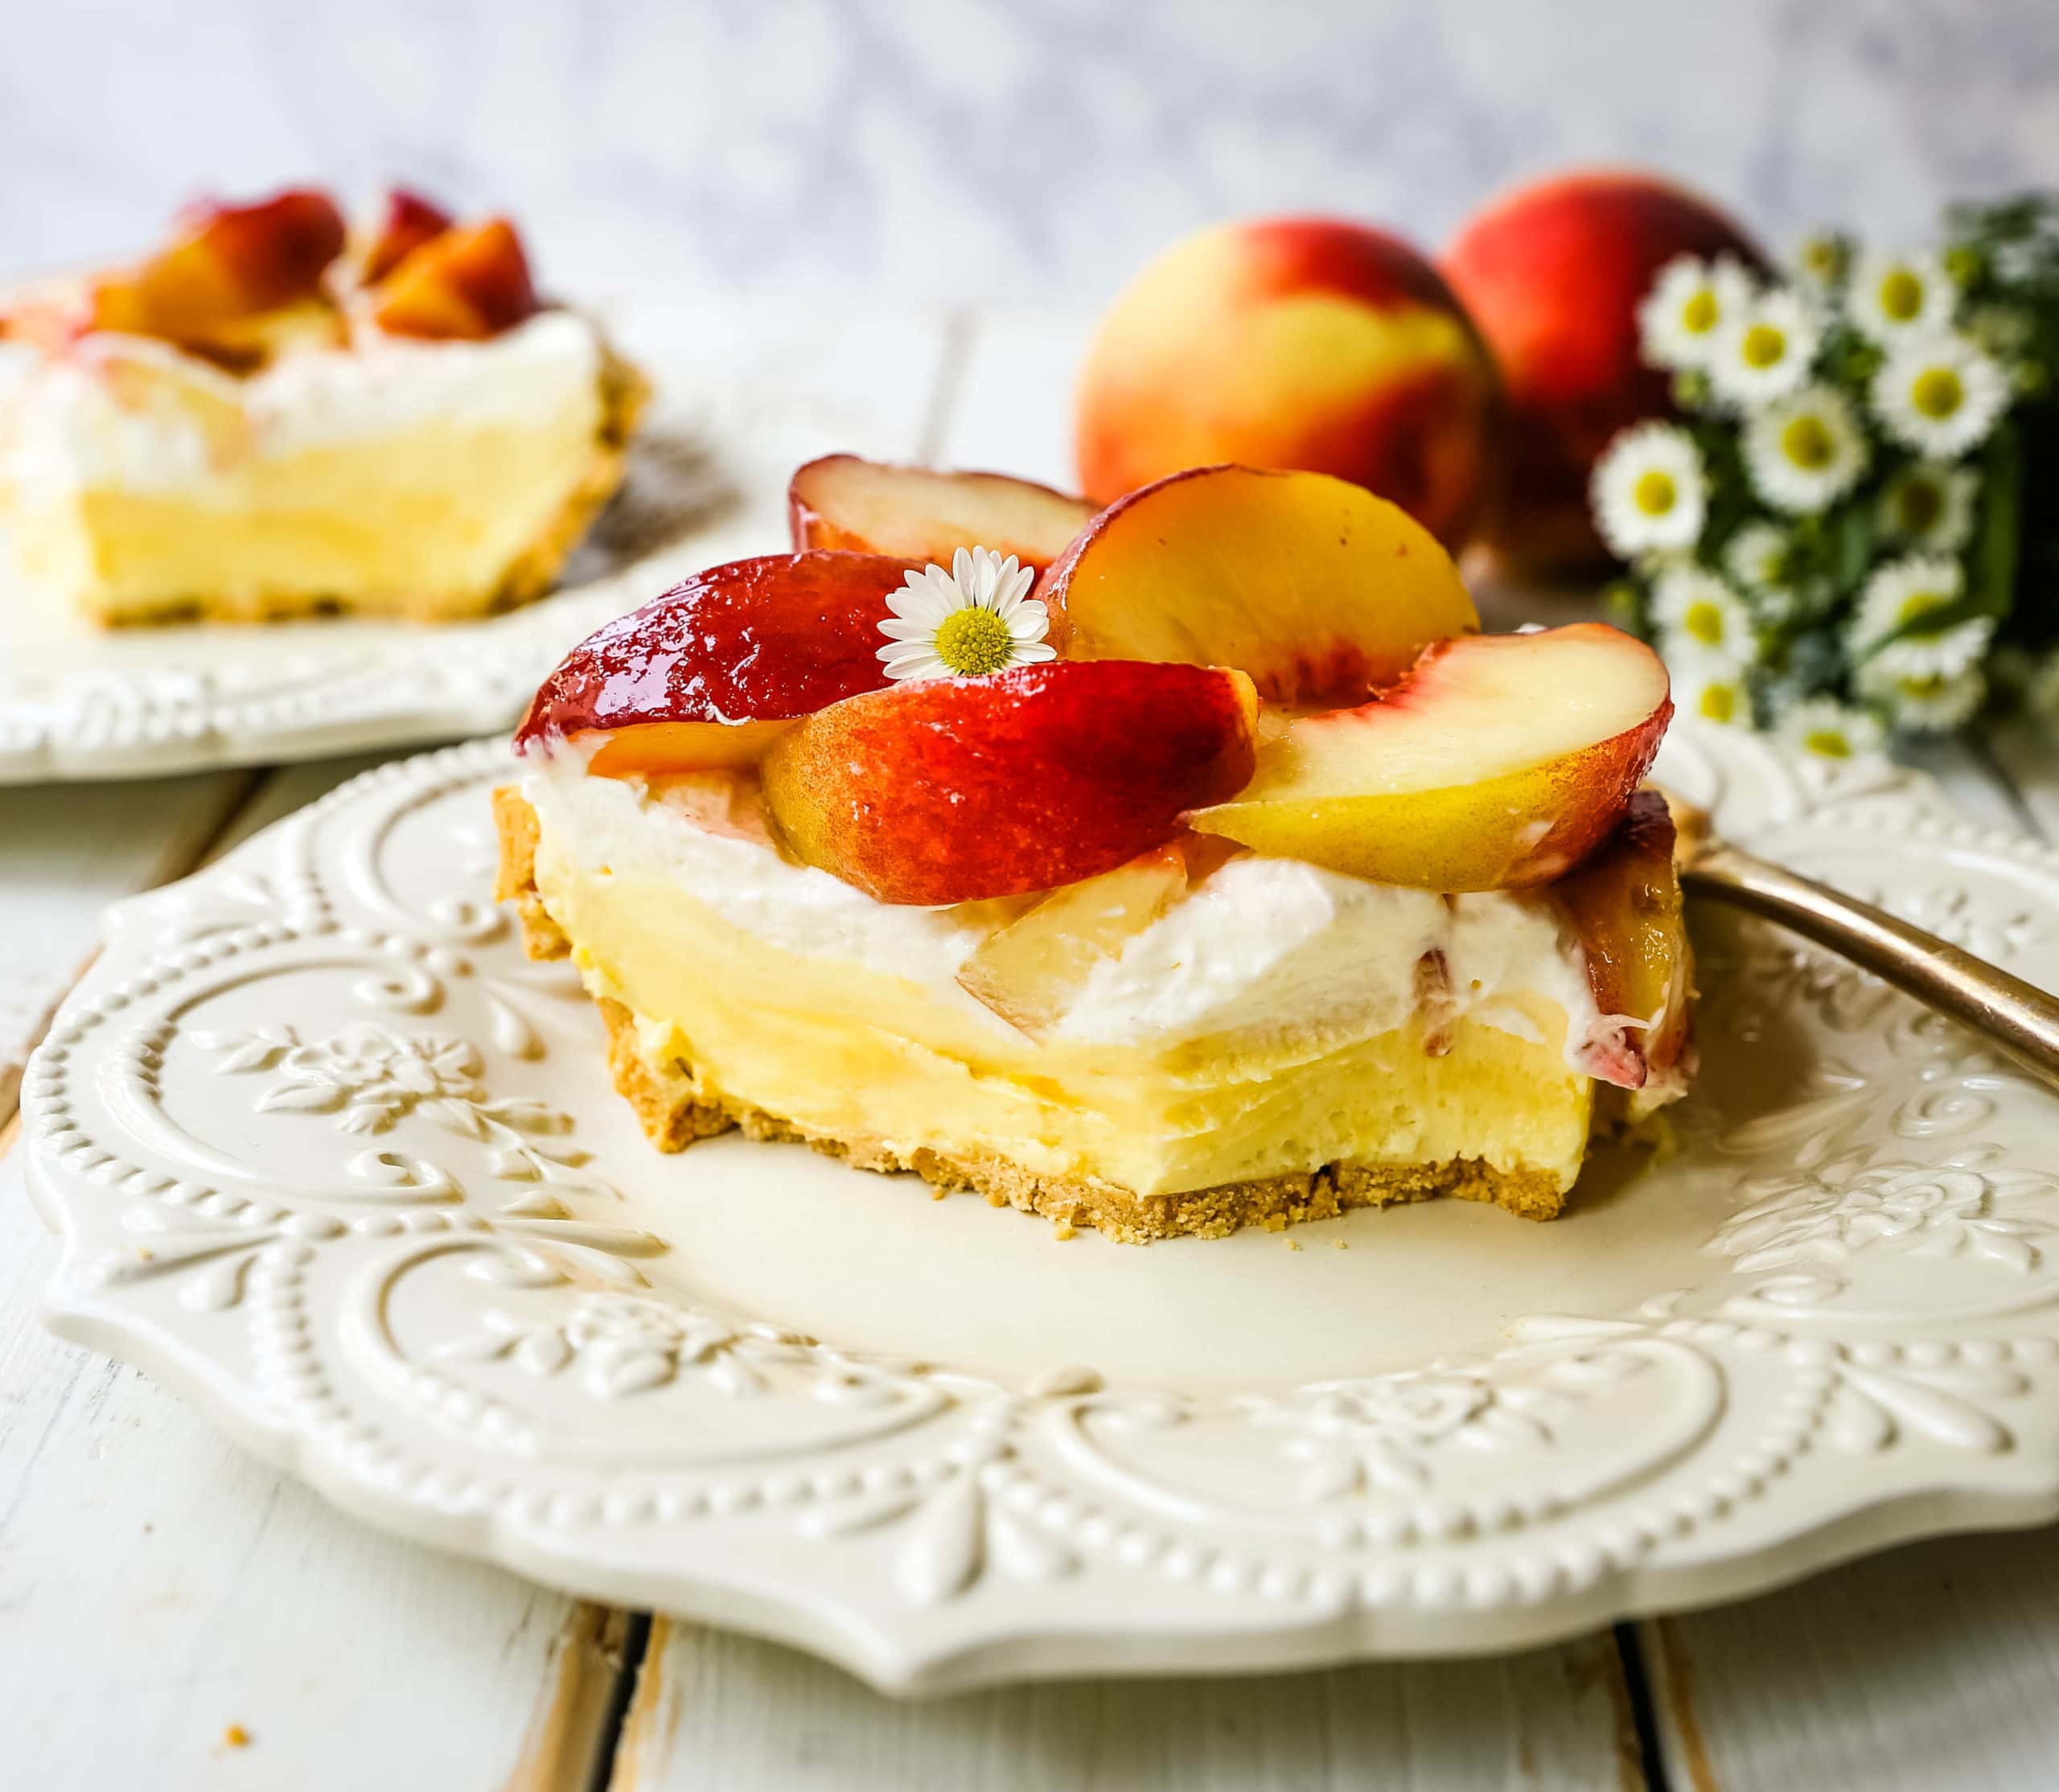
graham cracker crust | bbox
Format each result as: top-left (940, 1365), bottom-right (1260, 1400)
top-left (84, 331), bottom-right (651, 628)
top-left (494, 787), bottom-right (1575, 1243)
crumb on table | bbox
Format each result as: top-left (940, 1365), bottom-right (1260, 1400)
top-left (224, 1724), bottom-right (251, 1749)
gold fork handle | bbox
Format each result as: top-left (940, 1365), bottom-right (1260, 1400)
top-left (1683, 842), bottom-right (2059, 1088)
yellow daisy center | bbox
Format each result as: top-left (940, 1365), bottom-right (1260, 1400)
top-left (1895, 479), bottom-right (1943, 533)
top-left (932, 606), bottom-right (1016, 676)
top-left (1804, 727), bottom-right (1853, 758)
top-left (1901, 674), bottom-right (1949, 701)
top-left (1632, 469), bottom-right (1677, 516)
top-left (1697, 683), bottom-right (1738, 724)
top-left (1740, 323), bottom-right (1788, 368)
top-left (1912, 367), bottom-right (1965, 419)
top-left (1782, 415), bottom-right (1835, 469)
top-left (1878, 267), bottom-right (1924, 323)
top-left (1897, 589), bottom-right (1948, 629)
top-left (1681, 289), bottom-right (1719, 335)
top-left (1683, 599), bottom-right (1728, 645)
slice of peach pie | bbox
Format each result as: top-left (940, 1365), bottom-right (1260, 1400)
top-left (496, 460), bottom-right (1693, 1242)
top-left (0, 187), bottom-right (646, 626)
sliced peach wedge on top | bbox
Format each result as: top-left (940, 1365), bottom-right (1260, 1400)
top-left (87, 189), bottom-right (348, 353)
top-left (1039, 463), bottom-right (1478, 706)
top-left (788, 454), bottom-right (1095, 574)
top-left (1186, 624), bottom-right (1672, 891)
top-left (371, 217), bottom-right (540, 341)
top-left (515, 552), bottom-right (916, 775)
top-left (762, 661), bottom-right (1259, 906)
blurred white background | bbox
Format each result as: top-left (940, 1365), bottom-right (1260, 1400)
top-left (6, 0), bottom-right (2057, 304)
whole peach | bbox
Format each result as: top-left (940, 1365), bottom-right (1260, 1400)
top-left (1442, 169), bottom-right (1767, 570)
top-left (1075, 217), bottom-right (1502, 552)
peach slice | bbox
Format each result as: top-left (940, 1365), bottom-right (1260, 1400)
top-left (789, 455), bottom-right (1095, 573)
top-left (1039, 464), bottom-right (1477, 708)
top-left (1186, 624), bottom-right (1671, 891)
top-left (360, 187), bottom-right (456, 285)
top-left (371, 217), bottom-right (539, 340)
top-left (762, 662), bottom-right (1259, 905)
top-left (956, 835), bottom-right (1235, 1034)
top-left (1552, 790), bottom-right (1694, 1088)
top-left (88, 190), bottom-right (347, 343)
top-left (515, 552), bottom-right (915, 774)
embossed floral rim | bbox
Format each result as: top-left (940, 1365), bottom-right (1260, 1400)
top-left (23, 730), bottom-right (2059, 1691)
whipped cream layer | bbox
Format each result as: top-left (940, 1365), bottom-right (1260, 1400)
top-left (523, 762), bottom-right (1616, 1071)
top-left (0, 311), bottom-right (602, 501)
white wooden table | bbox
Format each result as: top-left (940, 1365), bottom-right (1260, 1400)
top-left (6, 309), bottom-right (2059, 1790)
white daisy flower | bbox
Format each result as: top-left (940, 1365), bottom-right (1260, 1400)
top-left (1724, 522), bottom-right (1813, 623)
top-left (1776, 697), bottom-right (1885, 761)
top-left (1590, 423), bottom-right (1707, 558)
top-left (1707, 288), bottom-right (1821, 407)
top-left (1651, 565), bottom-right (1756, 663)
top-left (1965, 303), bottom-right (2033, 367)
top-left (1847, 553), bottom-right (1992, 680)
top-left (1870, 333), bottom-right (2011, 458)
top-left (1876, 461), bottom-right (1977, 553)
top-left (1846, 249), bottom-right (1955, 344)
top-left (1743, 385), bottom-right (1869, 514)
top-left (1856, 660), bottom-right (1987, 734)
top-left (1676, 661), bottom-right (1752, 728)
top-left (876, 546), bottom-right (1055, 681)
top-left (1794, 232), bottom-right (1849, 297)
top-left (1637, 253), bottom-right (1755, 370)
top-left (1725, 522), bottom-right (1797, 594)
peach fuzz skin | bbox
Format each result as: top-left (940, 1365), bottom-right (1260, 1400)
top-left (1075, 217), bottom-right (1503, 552)
top-left (1442, 168), bottom-right (1767, 570)
top-left (762, 660), bottom-right (1260, 906)
top-left (1186, 625), bottom-right (1673, 892)
top-left (1038, 464), bottom-right (1477, 708)
top-left (788, 456), bottom-right (1095, 575)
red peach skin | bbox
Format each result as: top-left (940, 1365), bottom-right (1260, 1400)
top-left (1443, 170), bottom-right (1766, 569)
top-left (372, 218), bottom-right (540, 340)
top-left (88, 189), bottom-right (347, 340)
top-left (361, 187), bottom-right (457, 285)
top-left (1039, 464), bottom-right (1477, 707)
top-left (762, 662), bottom-right (1260, 905)
top-left (1075, 216), bottom-right (1502, 550)
top-left (1186, 625), bottom-right (1672, 891)
top-left (788, 455), bottom-right (1095, 574)
top-left (516, 552), bottom-right (918, 775)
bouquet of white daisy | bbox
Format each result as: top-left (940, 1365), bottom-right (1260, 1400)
top-left (1592, 193), bottom-right (2058, 756)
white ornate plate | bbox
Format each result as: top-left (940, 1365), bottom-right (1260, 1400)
top-left (0, 309), bottom-right (910, 783)
top-left (23, 725), bottom-right (2059, 1691)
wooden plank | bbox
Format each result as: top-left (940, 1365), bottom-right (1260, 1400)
top-left (606, 1618), bottom-right (1646, 1792)
top-left (0, 1133), bottom-right (633, 1789)
top-left (1641, 1528), bottom-right (2059, 1792)
top-left (0, 302), bottom-right (961, 1784)
top-left (0, 750), bottom-right (637, 1787)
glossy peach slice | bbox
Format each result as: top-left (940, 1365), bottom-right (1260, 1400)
top-left (1039, 464), bottom-right (1477, 706)
top-left (516, 552), bottom-right (916, 774)
top-left (88, 191), bottom-right (347, 344)
top-left (1553, 790), bottom-right (1694, 1088)
top-left (360, 187), bottom-right (456, 285)
top-left (1186, 624), bottom-right (1671, 890)
top-left (789, 454), bottom-right (1095, 573)
top-left (762, 662), bottom-right (1259, 905)
top-left (371, 218), bottom-right (538, 340)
